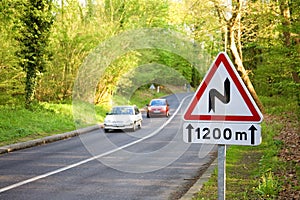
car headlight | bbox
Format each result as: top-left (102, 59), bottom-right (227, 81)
top-left (125, 120), bottom-right (133, 125)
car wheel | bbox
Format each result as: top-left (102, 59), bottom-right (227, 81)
top-left (104, 128), bottom-right (109, 133)
top-left (131, 122), bottom-right (136, 132)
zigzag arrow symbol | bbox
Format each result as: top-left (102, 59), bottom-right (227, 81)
top-left (209, 78), bottom-right (230, 112)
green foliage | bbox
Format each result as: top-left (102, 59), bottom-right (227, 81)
top-left (242, 1), bottom-right (300, 106)
top-left (0, 1), bottom-right (24, 105)
top-left (172, 0), bottom-right (222, 55)
top-left (135, 49), bottom-right (202, 86)
top-left (105, 0), bottom-right (170, 29)
top-left (36, 0), bottom-right (106, 102)
top-left (0, 0), bottom-right (298, 108)
top-left (14, 0), bottom-right (54, 108)
top-left (255, 171), bottom-right (279, 199)
top-left (0, 1), bottom-right (19, 66)
top-left (95, 52), bottom-right (140, 104)
top-left (0, 0), bottom-right (217, 107)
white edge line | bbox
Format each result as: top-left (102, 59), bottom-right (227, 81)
top-left (0, 94), bottom-right (192, 193)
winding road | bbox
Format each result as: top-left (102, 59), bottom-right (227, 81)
top-left (0, 93), bottom-right (217, 200)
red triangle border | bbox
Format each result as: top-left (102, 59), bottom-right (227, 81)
top-left (184, 52), bottom-right (262, 122)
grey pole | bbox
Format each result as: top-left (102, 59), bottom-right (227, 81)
top-left (218, 144), bottom-right (226, 200)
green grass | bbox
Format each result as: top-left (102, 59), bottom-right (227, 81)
top-left (194, 95), bottom-right (299, 200)
top-left (260, 95), bottom-right (300, 117)
top-left (0, 87), bottom-right (174, 147)
top-left (0, 104), bottom-right (74, 146)
top-left (0, 102), bottom-right (109, 146)
top-left (194, 123), bottom-right (283, 199)
top-left (195, 145), bottom-right (264, 199)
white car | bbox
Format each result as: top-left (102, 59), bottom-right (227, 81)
top-left (103, 105), bottom-right (143, 133)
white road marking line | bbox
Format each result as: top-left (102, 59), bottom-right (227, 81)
top-left (0, 95), bottom-right (192, 193)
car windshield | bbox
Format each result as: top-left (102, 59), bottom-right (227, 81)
top-left (111, 107), bottom-right (134, 115)
top-left (150, 100), bottom-right (166, 106)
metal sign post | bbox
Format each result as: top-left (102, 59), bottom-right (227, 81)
top-left (218, 144), bottom-right (226, 200)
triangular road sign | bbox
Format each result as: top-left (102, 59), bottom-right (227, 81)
top-left (184, 52), bottom-right (263, 123)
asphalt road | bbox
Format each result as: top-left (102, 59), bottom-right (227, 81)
top-left (0, 93), bottom-right (217, 200)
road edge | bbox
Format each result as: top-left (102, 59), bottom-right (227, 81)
top-left (179, 158), bottom-right (217, 200)
top-left (0, 124), bottom-right (102, 155)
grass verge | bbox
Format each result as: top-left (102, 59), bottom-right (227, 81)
top-left (194, 95), bottom-right (299, 200)
top-left (0, 103), bottom-right (108, 146)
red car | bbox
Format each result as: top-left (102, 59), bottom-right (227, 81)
top-left (146, 99), bottom-right (170, 118)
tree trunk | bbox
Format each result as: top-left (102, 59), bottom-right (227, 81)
top-left (279, 0), bottom-right (291, 47)
top-left (279, 0), bottom-right (300, 84)
top-left (25, 70), bottom-right (38, 109)
top-left (227, 3), bottom-right (264, 113)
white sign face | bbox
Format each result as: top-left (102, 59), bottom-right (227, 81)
top-left (183, 122), bottom-right (261, 146)
top-left (183, 52), bottom-right (263, 123)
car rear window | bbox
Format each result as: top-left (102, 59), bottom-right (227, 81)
top-left (111, 107), bottom-right (134, 115)
top-left (150, 100), bottom-right (166, 106)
